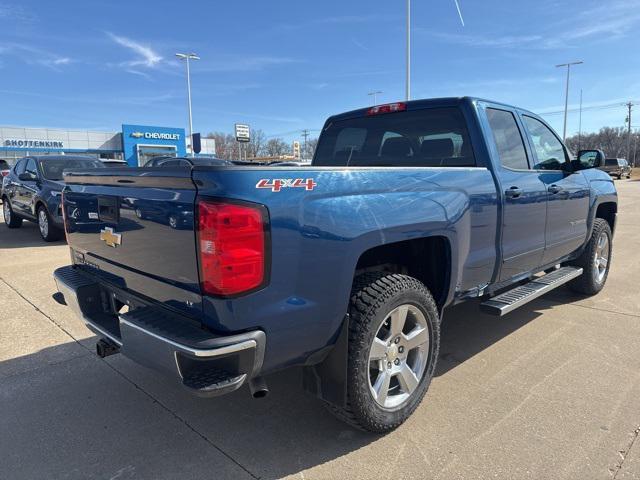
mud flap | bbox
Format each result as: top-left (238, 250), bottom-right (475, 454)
top-left (302, 315), bottom-right (349, 408)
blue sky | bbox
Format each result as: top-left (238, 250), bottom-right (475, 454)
top-left (1, 0), bottom-right (639, 141)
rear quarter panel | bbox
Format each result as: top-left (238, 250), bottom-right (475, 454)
top-left (193, 166), bottom-right (498, 371)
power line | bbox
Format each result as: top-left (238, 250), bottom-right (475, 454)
top-left (266, 128), bottom-right (320, 139)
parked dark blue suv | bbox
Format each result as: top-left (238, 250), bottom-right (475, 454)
top-left (2, 155), bottom-right (105, 241)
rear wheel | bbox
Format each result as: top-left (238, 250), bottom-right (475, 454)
top-left (37, 205), bottom-right (62, 242)
top-left (327, 273), bottom-right (440, 433)
top-left (567, 218), bottom-right (612, 295)
top-left (3, 199), bottom-right (23, 228)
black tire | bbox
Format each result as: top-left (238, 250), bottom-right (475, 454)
top-left (2, 198), bottom-right (23, 228)
top-left (327, 273), bottom-right (440, 433)
top-left (567, 218), bottom-right (612, 295)
top-left (37, 205), bottom-right (62, 242)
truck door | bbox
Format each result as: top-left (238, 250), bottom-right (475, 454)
top-left (17, 158), bottom-right (39, 218)
top-left (484, 107), bottom-right (548, 281)
top-left (520, 115), bottom-right (590, 265)
top-left (5, 158), bottom-right (25, 212)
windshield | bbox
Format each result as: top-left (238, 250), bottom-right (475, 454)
top-left (313, 107), bottom-right (475, 167)
top-left (40, 158), bottom-right (105, 180)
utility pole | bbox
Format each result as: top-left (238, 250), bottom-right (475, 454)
top-left (175, 52), bottom-right (200, 156)
top-left (301, 129), bottom-right (310, 160)
top-left (406, 0), bottom-right (411, 101)
top-left (633, 130), bottom-right (638, 168)
top-left (556, 61), bottom-right (583, 141)
top-left (578, 89), bottom-right (583, 150)
top-left (368, 90), bottom-right (383, 105)
top-left (626, 101), bottom-right (633, 165)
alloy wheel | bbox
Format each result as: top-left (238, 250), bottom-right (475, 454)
top-left (368, 304), bottom-right (430, 410)
top-left (593, 231), bottom-right (610, 284)
top-left (38, 209), bottom-right (49, 238)
top-left (3, 201), bottom-right (10, 224)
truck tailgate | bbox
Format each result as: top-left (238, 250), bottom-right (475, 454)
top-left (62, 169), bottom-right (202, 319)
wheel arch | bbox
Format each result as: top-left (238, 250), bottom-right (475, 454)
top-left (352, 235), bottom-right (452, 310)
top-left (594, 201), bottom-right (617, 235)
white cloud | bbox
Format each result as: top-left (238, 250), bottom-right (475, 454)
top-left (428, 0), bottom-right (640, 50)
top-left (429, 32), bottom-right (543, 48)
top-left (0, 43), bottom-right (74, 70)
top-left (107, 32), bottom-right (163, 68)
top-left (197, 56), bottom-right (297, 73)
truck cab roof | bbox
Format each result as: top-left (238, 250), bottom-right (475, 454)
top-left (326, 97), bottom-right (539, 123)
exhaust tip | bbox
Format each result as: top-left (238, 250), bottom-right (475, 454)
top-left (248, 376), bottom-right (269, 398)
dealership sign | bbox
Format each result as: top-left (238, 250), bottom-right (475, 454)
top-left (4, 139), bottom-right (64, 148)
top-left (235, 124), bottom-right (250, 143)
top-left (130, 131), bottom-right (180, 140)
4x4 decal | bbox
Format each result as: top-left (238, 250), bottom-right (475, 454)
top-left (256, 178), bottom-right (317, 192)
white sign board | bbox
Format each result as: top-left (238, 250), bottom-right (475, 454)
top-left (235, 124), bottom-right (250, 143)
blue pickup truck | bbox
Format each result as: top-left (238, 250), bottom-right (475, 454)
top-left (53, 97), bottom-right (617, 432)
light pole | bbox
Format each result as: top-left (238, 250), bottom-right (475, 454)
top-left (368, 90), bottom-right (383, 105)
top-left (406, 0), bottom-right (411, 101)
top-left (176, 52), bottom-right (200, 156)
top-left (556, 60), bottom-right (583, 141)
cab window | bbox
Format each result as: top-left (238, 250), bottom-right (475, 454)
top-left (25, 158), bottom-right (38, 177)
top-left (522, 116), bottom-right (567, 170)
top-left (14, 159), bottom-right (26, 174)
top-left (485, 108), bottom-right (529, 170)
top-left (314, 107), bottom-right (476, 167)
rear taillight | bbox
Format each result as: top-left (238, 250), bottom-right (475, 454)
top-left (196, 199), bottom-right (268, 297)
top-left (367, 102), bottom-right (407, 116)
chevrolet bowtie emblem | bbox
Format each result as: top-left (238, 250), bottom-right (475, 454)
top-left (130, 132), bottom-right (144, 138)
top-left (100, 227), bottom-right (122, 248)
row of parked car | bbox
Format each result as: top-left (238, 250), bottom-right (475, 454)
top-left (1, 154), bottom-right (309, 242)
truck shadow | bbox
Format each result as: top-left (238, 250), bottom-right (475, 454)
top-left (435, 297), bottom-right (548, 376)
top-left (1, 296), bottom-right (561, 479)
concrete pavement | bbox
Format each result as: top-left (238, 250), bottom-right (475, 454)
top-left (1, 179), bottom-right (639, 479)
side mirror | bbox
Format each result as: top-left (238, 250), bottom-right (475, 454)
top-left (18, 172), bottom-right (36, 181)
top-left (576, 149), bottom-right (605, 169)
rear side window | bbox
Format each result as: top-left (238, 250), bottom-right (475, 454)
top-left (313, 107), bottom-right (475, 167)
top-left (485, 108), bottom-right (529, 170)
top-left (522, 116), bottom-right (566, 170)
top-left (605, 159), bottom-right (618, 166)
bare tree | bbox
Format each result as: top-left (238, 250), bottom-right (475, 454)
top-left (302, 137), bottom-right (318, 160)
top-left (264, 138), bottom-right (290, 157)
top-left (566, 127), bottom-right (638, 164)
top-left (247, 129), bottom-right (267, 158)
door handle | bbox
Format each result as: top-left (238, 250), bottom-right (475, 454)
top-left (548, 184), bottom-right (563, 194)
top-left (505, 186), bottom-right (522, 199)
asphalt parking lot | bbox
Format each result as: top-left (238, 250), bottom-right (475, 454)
top-left (1, 179), bottom-right (639, 480)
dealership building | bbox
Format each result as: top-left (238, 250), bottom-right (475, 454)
top-left (0, 124), bottom-right (210, 167)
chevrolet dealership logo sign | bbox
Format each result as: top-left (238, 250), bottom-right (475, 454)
top-left (100, 227), bottom-right (122, 248)
top-left (130, 131), bottom-right (180, 140)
